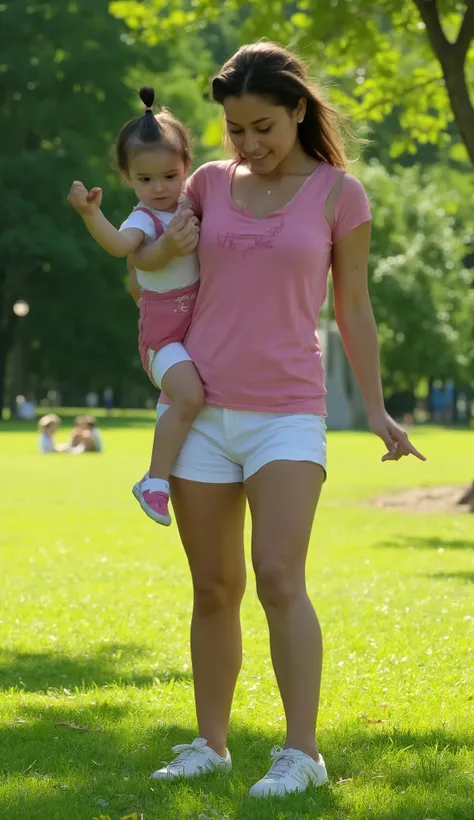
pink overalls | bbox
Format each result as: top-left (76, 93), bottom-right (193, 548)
top-left (135, 207), bottom-right (199, 382)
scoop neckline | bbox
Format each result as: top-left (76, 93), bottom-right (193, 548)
top-left (226, 158), bottom-right (326, 221)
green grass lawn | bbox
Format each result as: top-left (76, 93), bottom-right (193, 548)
top-left (1, 417), bottom-right (473, 820)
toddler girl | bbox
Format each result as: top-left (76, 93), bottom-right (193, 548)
top-left (68, 87), bottom-right (203, 526)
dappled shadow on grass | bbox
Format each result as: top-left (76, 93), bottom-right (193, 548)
top-left (428, 571), bottom-right (474, 583)
top-left (355, 802), bottom-right (471, 820)
top-left (375, 534), bottom-right (474, 550)
top-left (1, 718), bottom-right (339, 820)
top-left (318, 724), bottom-right (473, 820)
top-left (1, 701), bottom-right (146, 820)
top-left (1, 717), bottom-right (473, 819)
top-left (0, 643), bottom-right (192, 692)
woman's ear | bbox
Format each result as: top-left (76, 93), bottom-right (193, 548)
top-left (297, 98), bottom-right (307, 124)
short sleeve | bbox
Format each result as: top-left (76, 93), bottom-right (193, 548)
top-left (332, 174), bottom-right (371, 244)
top-left (185, 165), bottom-right (209, 218)
top-left (119, 209), bottom-right (156, 240)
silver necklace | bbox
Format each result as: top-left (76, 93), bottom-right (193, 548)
top-left (237, 187), bottom-right (273, 208)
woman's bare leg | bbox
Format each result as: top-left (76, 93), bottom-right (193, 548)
top-left (171, 477), bottom-right (247, 756)
top-left (245, 461), bottom-right (325, 760)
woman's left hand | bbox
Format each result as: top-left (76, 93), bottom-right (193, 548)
top-left (368, 409), bottom-right (426, 462)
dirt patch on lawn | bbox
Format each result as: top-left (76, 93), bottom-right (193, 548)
top-left (369, 483), bottom-right (474, 514)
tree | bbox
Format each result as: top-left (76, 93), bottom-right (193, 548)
top-left (241, 0), bottom-right (474, 163)
top-left (0, 0), bottom-right (138, 413)
top-left (359, 161), bottom-right (473, 393)
top-left (114, 0), bottom-right (474, 163)
top-left (411, 0), bottom-right (474, 161)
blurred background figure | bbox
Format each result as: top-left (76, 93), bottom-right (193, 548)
top-left (429, 380), bottom-right (455, 425)
top-left (83, 415), bottom-right (103, 452)
top-left (16, 395), bottom-right (36, 421)
top-left (68, 415), bottom-right (103, 453)
top-left (103, 387), bottom-right (114, 416)
top-left (85, 391), bottom-right (99, 410)
top-left (69, 415), bottom-right (87, 450)
top-left (38, 414), bottom-right (64, 453)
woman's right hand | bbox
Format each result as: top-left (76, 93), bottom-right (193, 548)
top-left (67, 180), bottom-right (103, 217)
top-left (163, 208), bottom-right (200, 257)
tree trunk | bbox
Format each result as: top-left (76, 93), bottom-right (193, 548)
top-left (439, 50), bottom-right (474, 163)
top-left (412, 0), bottom-right (474, 163)
top-left (0, 270), bottom-right (17, 419)
top-left (0, 325), bottom-right (16, 419)
top-left (0, 337), bottom-right (7, 420)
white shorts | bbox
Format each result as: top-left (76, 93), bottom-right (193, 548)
top-left (157, 404), bottom-right (327, 483)
top-left (150, 342), bottom-right (192, 389)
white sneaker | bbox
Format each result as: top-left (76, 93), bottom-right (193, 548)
top-left (249, 746), bottom-right (328, 798)
top-left (150, 737), bottom-right (232, 780)
top-left (132, 473), bottom-right (148, 505)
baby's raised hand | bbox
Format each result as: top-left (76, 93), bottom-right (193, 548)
top-left (68, 181), bottom-right (103, 216)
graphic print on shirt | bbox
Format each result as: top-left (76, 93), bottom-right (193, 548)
top-left (218, 218), bottom-right (284, 256)
top-left (174, 292), bottom-right (196, 314)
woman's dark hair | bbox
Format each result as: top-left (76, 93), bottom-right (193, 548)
top-left (116, 86), bottom-right (191, 173)
top-left (212, 43), bottom-right (353, 169)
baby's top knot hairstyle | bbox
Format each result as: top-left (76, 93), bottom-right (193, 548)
top-left (139, 85), bottom-right (155, 110)
top-left (138, 86), bottom-right (161, 142)
top-left (116, 85), bottom-right (192, 173)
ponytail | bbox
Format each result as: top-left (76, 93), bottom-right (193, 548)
top-left (138, 86), bottom-right (162, 142)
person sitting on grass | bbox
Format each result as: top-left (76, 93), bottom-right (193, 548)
top-left (68, 415), bottom-right (103, 453)
top-left (82, 415), bottom-right (103, 452)
top-left (38, 414), bottom-right (65, 453)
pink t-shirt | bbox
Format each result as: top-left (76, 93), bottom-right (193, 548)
top-left (165, 159), bottom-right (371, 415)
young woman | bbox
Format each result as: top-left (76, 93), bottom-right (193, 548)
top-left (131, 42), bottom-right (425, 798)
